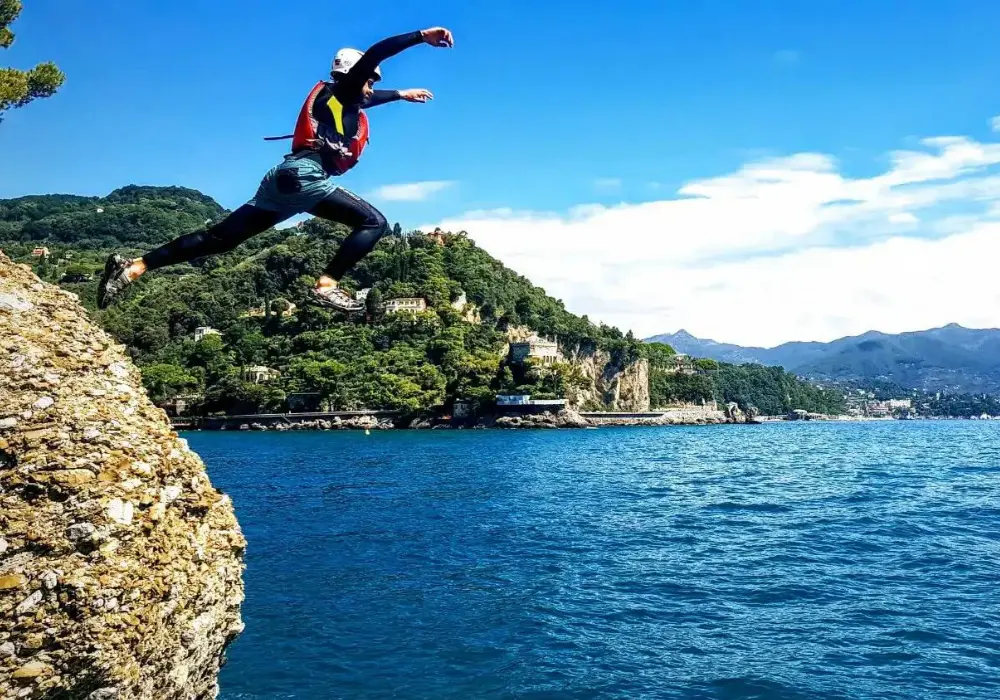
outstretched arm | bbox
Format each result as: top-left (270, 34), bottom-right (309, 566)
top-left (365, 88), bottom-right (434, 108)
top-left (336, 27), bottom-right (454, 100)
top-left (365, 89), bottom-right (402, 108)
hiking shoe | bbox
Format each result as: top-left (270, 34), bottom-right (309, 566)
top-left (308, 285), bottom-right (365, 313)
top-left (97, 253), bottom-right (134, 309)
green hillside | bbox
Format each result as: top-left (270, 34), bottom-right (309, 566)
top-left (0, 186), bottom-right (844, 418)
top-left (0, 186), bottom-right (224, 248)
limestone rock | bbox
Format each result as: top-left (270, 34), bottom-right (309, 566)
top-left (0, 574), bottom-right (27, 590)
top-left (11, 662), bottom-right (49, 680)
top-left (724, 402), bottom-right (746, 424)
top-left (493, 409), bottom-right (591, 429)
top-left (87, 690), bottom-right (119, 700)
top-left (66, 522), bottom-right (96, 542)
top-left (105, 498), bottom-right (134, 525)
top-left (0, 254), bottom-right (245, 700)
top-left (557, 408), bottom-right (591, 428)
top-left (15, 590), bottom-right (43, 615)
top-left (723, 402), bottom-right (762, 424)
top-left (563, 346), bottom-right (651, 411)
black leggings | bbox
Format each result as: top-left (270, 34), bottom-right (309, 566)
top-left (141, 188), bottom-right (389, 280)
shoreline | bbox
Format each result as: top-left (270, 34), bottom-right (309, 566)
top-left (170, 411), bottom-right (985, 432)
top-left (171, 406), bottom-right (753, 431)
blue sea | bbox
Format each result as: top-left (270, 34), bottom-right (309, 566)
top-left (189, 422), bottom-right (1000, 699)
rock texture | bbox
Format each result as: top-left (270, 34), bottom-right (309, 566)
top-left (583, 405), bottom-right (729, 426)
top-left (601, 357), bottom-right (650, 412)
top-left (500, 329), bottom-right (650, 412)
top-left (267, 416), bottom-right (395, 431)
top-left (564, 347), bottom-right (651, 412)
top-left (0, 254), bottom-right (245, 700)
top-left (492, 409), bottom-right (591, 429)
top-left (723, 402), bottom-right (761, 424)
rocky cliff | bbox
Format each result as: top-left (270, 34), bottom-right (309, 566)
top-left (500, 328), bottom-right (650, 411)
top-left (0, 254), bottom-right (245, 700)
top-left (564, 346), bottom-right (650, 412)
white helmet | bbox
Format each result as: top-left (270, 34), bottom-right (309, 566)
top-left (331, 48), bottom-right (382, 82)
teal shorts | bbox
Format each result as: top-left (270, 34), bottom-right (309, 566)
top-left (247, 152), bottom-right (339, 216)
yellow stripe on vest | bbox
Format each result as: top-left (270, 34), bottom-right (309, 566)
top-left (326, 96), bottom-right (345, 136)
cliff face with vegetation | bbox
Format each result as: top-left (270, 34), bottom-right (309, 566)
top-left (0, 186), bottom-right (845, 418)
top-left (564, 346), bottom-right (650, 411)
top-left (0, 254), bottom-right (245, 700)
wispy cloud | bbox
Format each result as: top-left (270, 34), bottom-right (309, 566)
top-left (371, 180), bottom-right (455, 202)
top-left (428, 124), bottom-right (1000, 347)
top-left (773, 49), bottom-right (801, 64)
top-left (593, 177), bottom-right (622, 192)
top-left (992, 115), bottom-right (1000, 132)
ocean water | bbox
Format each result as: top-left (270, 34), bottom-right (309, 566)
top-left (188, 422), bottom-right (1000, 699)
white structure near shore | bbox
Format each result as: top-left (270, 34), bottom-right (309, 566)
top-left (496, 394), bottom-right (567, 408)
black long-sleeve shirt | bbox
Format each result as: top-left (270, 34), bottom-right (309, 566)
top-left (365, 89), bottom-right (403, 108)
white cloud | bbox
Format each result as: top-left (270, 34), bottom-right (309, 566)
top-left (371, 180), bottom-right (454, 202)
top-left (429, 125), bottom-right (1000, 347)
top-left (992, 115), bottom-right (1000, 132)
top-left (594, 177), bottom-right (622, 192)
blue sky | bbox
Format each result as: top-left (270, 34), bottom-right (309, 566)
top-left (3, 0), bottom-right (998, 213)
top-left (4, 1), bottom-right (1000, 344)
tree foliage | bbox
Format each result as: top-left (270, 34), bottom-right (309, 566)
top-left (0, 187), bottom-right (224, 247)
top-left (1, 0), bottom-right (65, 118)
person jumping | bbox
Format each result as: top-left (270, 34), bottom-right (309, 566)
top-left (98, 26), bottom-right (454, 312)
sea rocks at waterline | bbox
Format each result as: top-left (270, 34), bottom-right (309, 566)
top-left (723, 402), bottom-right (762, 424)
top-left (244, 416), bottom-right (398, 431)
top-left (0, 254), bottom-right (245, 700)
top-left (493, 409), bottom-right (591, 429)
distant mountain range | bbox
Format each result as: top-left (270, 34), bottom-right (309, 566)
top-left (645, 325), bottom-right (1000, 395)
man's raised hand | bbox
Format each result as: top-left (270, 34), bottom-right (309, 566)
top-left (400, 89), bottom-right (434, 103)
top-left (421, 27), bottom-right (454, 48)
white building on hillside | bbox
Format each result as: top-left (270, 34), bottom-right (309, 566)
top-left (509, 335), bottom-right (562, 365)
top-left (194, 326), bottom-right (221, 342)
top-left (241, 366), bottom-right (280, 384)
top-left (385, 297), bottom-right (427, 314)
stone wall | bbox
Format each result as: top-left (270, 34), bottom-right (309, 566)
top-left (0, 254), bottom-right (245, 700)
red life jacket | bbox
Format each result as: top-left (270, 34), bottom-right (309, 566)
top-left (288, 81), bottom-right (370, 175)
